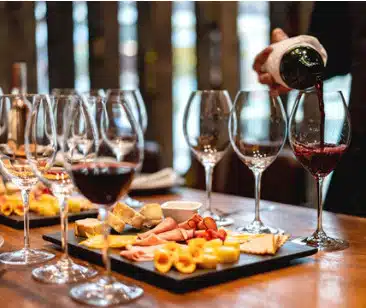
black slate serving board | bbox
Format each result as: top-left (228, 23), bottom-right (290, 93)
top-left (0, 210), bottom-right (98, 229)
top-left (43, 230), bottom-right (318, 293)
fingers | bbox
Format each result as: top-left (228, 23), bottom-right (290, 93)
top-left (271, 28), bottom-right (289, 43)
top-left (271, 83), bottom-right (291, 95)
top-left (252, 46), bottom-right (273, 73)
top-left (257, 72), bottom-right (291, 95)
top-left (258, 73), bottom-right (274, 85)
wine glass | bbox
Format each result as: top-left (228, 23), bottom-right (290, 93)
top-left (0, 94), bottom-right (55, 265)
top-left (63, 94), bottom-right (144, 305)
top-left (183, 90), bottom-right (234, 226)
top-left (26, 94), bottom-right (98, 283)
top-left (106, 89), bottom-right (147, 208)
top-left (51, 88), bottom-right (78, 96)
top-left (229, 90), bottom-right (287, 234)
top-left (289, 90), bottom-right (351, 251)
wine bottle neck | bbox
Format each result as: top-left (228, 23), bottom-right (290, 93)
top-left (11, 62), bottom-right (27, 94)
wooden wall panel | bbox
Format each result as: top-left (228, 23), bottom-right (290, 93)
top-left (47, 2), bottom-right (74, 90)
top-left (102, 2), bottom-right (119, 89)
top-left (0, 2), bottom-right (37, 93)
top-left (137, 2), bottom-right (173, 167)
top-left (87, 2), bottom-right (119, 89)
top-left (87, 1), bottom-right (104, 89)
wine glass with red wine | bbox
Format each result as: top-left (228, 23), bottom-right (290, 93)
top-left (289, 90), bottom-right (351, 251)
top-left (63, 94), bottom-right (144, 306)
top-left (26, 94), bottom-right (98, 284)
top-left (229, 90), bottom-right (287, 234)
top-left (105, 89), bottom-right (147, 208)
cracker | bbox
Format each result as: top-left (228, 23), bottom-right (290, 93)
top-left (240, 234), bottom-right (276, 255)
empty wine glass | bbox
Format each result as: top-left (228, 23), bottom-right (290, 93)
top-left (51, 88), bottom-right (78, 96)
top-left (63, 94), bottom-right (144, 306)
top-left (0, 94), bottom-right (55, 265)
top-left (183, 90), bottom-right (233, 226)
top-left (106, 89), bottom-right (147, 208)
top-left (289, 90), bottom-right (351, 251)
top-left (229, 90), bottom-right (287, 234)
top-left (26, 94), bottom-right (98, 283)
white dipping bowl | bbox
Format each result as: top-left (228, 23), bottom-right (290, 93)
top-left (161, 201), bottom-right (202, 223)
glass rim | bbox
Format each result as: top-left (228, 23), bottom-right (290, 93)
top-left (193, 89), bottom-right (229, 94)
top-left (0, 93), bottom-right (51, 97)
top-left (106, 89), bottom-right (141, 93)
top-left (298, 88), bottom-right (344, 95)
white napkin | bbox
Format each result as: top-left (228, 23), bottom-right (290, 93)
top-left (131, 168), bottom-right (184, 190)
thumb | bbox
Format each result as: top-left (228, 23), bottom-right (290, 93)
top-left (271, 28), bottom-right (289, 43)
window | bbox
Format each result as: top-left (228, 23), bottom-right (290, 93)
top-left (34, 1), bottom-right (49, 94)
top-left (118, 1), bottom-right (138, 89)
top-left (172, 1), bottom-right (197, 174)
top-left (237, 2), bottom-right (270, 140)
top-left (238, 1), bottom-right (270, 91)
top-left (73, 1), bottom-right (90, 93)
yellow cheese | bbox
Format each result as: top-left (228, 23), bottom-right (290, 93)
top-left (75, 218), bottom-right (103, 238)
top-left (112, 202), bottom-right (145, 229)
top-left (139, 203), bottom-right (163, 227)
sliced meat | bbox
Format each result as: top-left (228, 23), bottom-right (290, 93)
top-left (138, 217), bottom-right (178, 239)
top-left (120, 245), bottom-right (163, 262)
top-left (134, 234), bottom-right (168, 246)
top-left (197, 217), bottom-right (218, 231)
top-left (178, 213), bottom-right (203, 230)
top-left (158, 228), bottom-right (195, 242)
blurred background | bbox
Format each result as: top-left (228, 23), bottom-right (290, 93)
top-left (0, 1), bottom-right (352, 207)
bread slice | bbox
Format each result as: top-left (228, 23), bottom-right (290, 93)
top-left (75, 218), bottom-right (103, 238)
top-left (112, 202), bottom-right (145, 229)
top-left (139, 203), bottom-right (163, 227)
top-left (107, 211), bottom-right (126, 233)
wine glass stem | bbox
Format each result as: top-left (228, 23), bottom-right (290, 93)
top-left (316, 177), bottom-right (324, 233)
top-left (21, 189), bottom-right (31, 249)
top-left (204, 164), bottom-right (214, 213)
top-left (99, 207), bottom-right (111, 278)
top-left (254, 171), bottom-right (263, 222)
top-left (58, 195), bottom-right (69, 258)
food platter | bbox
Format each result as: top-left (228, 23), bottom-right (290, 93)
top-left (0, 210), bottom-right (98, 229)
top-left (43, 230), bottom-right (317, 293)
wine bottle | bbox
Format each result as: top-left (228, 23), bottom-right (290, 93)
top-left (8, 62), bottom-right (28, 146)
top-left (262, 35), bottom-right (327, 90)
top-left (10, 62), bottom-right (27, 94)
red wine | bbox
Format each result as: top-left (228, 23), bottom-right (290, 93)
top-left (280, 46), bottom-right (325, 90)
top-left (315, 79), bottom-right (325, 148)
top-left (293, 143), bottom-right (347, 178)
top-left (71, 162), bottom-right (135, 206)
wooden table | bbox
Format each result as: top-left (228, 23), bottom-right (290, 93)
top-left (0, 188), bottom-right (365, 308)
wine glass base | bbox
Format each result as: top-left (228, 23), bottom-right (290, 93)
top-left (237, 220), bottom-right (284, 235)
top-left (0, 248), bottom-right (55, 266)
top-left (201, 210), bottom-right (234, 227)
top-left (292, 231), bottom-right (349, 252)
top-left (32, 257), bottom-right (98, 284)
top-left (70, 276), bottom-right (144, 307)
top-left (123, 195), bottom-right (143, 208)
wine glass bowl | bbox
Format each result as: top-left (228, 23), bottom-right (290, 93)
top-left (183, 90), bottom-right (233, 226)
top-left (0, 94), bottom-right (55, 265)
top-left (63, 94), bottom-right (144, 306)
top-left (229, 90), bottom-right (287, 234)
top-left (289, 90), bottom-right (351, 251)
top-left (105, 89), bottom-right (147, 208)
